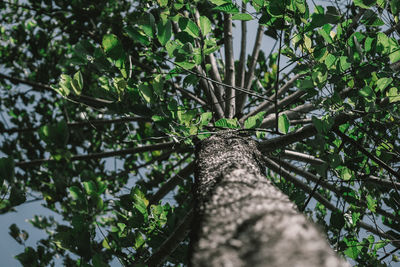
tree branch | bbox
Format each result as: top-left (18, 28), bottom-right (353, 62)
top-left (259, 113), bottom-right (355, 152)
top-left (195, 66), bottom-right (225, 119)
top-left (265, 157), bottom-right (400, 249)
top-left (263, 157), bottom-right (337, 211)
top-left (240, 74), bottom-right (303, 123)
top-left (334, 129), bottom-right (400, 186)
top-left (223, 13), bottom-right (235, 118)
top-left (280, 150), bottom-right (326, 165)
top-left (149, 161), bottom-right (195, 205)
top-left (172, 82), bottom-right (207, 106)
top-left (236, 25), bottom-right (263, 115)
top-left (271, 157), bottom-right (400, 224)
top-left (1, 116), bottom-right (151, 134)
top-left (236, 0), bottom-right (247, 90)
top-left (206, 53), bottom-right (225, 109)
top-left (144, 208), bottom-right (193, 267)
top-left (0, 72), bottom-right (114, 107)
top-left (260, 103), bottom-right (314, 128)
top-left (15, 142), bottom-right (179, 168)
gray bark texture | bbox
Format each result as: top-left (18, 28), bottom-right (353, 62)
top-left (190, 131), bottom-right (349, 267)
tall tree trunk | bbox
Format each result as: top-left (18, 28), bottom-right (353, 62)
top-left (190, 131), bottom-right (349, 267)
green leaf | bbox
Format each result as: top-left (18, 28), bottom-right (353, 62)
top-left (339, 56), bottom-right (351, 72)
top-left (318, 25), bottom-right (333, 44)
top-left (244, 111), bottom-right (266, 129)
top-left (178, 17), bottom-right (199, 38)
top-left (376, 77), bottom-right (393, 92)
top-left (366, 194), bottom-right (377, 212)
top-left (295, 0), bottom-right (306, 13)
top-left (74, 71), bottom-right (83, 90)
top-left (391, 0), bottom-right (400, 14)
top-left (312, 116), bottom-right (331, 134)
top-left (139, 84), bottom-right (154, 103)
top-left (359, 86), bottom-right (375, 102)
top-left (387, 87), bottom-right (400, 102)
top-left (324, 54), bottom-right (337, 69)
top-left (209, 0), bottom-right (231, 6)
top-left (102, 34), bottom-right (119, 54)
top-left (199, 16), bottom-right (212, 35)
top-left (157, 0), bottom-right (168, 7)
top-left (157, 20), bottom-right (172, 46)
top-left (102, 238), bottom-right (111, 249)
top-left (83, 181), bottom-right (97, 196)
top-left (330, 210), bottom-right (345, 229)
top-left (0, 157), bottom-right (14, 184)
top-left (200, 112), bottom-right (213, 126)
top-left (353, 0), bottom-right (377, 9)
top-left (340, 167), bottom-right (353, 181)
top-left (133, 188), bottom-right (148, 217)
top-left (215, 118), bottom-right (239, 128)
top-left (9, 187), bottom-right (26, 205)
top-left (125, 26), bottom-right (150, 46)
top-left (139, 13), bottom-right (155, 37)
top-left (231, 13), bottom-right (253, 21)
top-left (69, 186), bottom-right (83, 201)
top-left (364, 37), bottom-right (374, 52)
top-left (278, 114), bottom-right (290, 134)
top-left (213, 3), bottom-right (239, 14)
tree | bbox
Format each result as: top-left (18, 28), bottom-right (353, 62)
top-left (0, 0), bottom-right (400, 266)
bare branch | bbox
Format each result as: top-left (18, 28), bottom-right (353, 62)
top-left (1, 116), bottom-right (151, 134)
top-left (145, 208), bottom-right (193, 267)
top-left (271, 157), bottom-right (400, 224)
top-left (385, 21), bottom-right (400, 35)
top-left (240, 74), bottom-right (303, 123)
top-left (206, 53), bottom-right (225, 109)
top-left (260, 103), bottom-right (314, 128)
top-left (236, 25), bottom-right (264, 114)
top-left (259, 113), bottom-right (356, 152)
top-left (195, 66), bottom-right (225, 119)
top-left (223, 13), bottom-right (235, 118)
top-left (0, 72), bottom-right (114, 106)
top-left (15, 142), bottom-right (179, 168)
top-left (280, 150), bottom-right (326, 165)
top-left (149, 161), bottom-right (195, 205)
top-left (236, 0), bottom-right (247, 90)
top-left (263, 157), bottom-right (337, 211)
top-left (334, 129), bottom-right (400, 186)
top-left (265, 157), bottom-right (400, 246)
top-left (172, 82), bottom-right (207, 106)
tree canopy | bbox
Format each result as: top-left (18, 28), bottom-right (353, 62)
top-left (1, 0), bottom-right (400, 266)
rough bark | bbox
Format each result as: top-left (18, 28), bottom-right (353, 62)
top-left (190, 131), bottom-right (348, 267)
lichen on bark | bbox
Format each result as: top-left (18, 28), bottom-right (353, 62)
top-left (190, 131), bottom-right (348, 267)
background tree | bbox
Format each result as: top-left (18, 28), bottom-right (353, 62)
top-left (1, 0), bottom-right (400, 266)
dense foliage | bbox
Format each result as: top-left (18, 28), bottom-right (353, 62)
top-left (1, 0), bottom-right (400, 265)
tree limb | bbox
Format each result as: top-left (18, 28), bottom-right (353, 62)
top-left (270, 157), bottom-right (400, 224)
top-left (206, 53), bottom-right (225, 109)
top-left (334, 129), bottom-right (400, 187)
top-left (223, 13), bottom-right (235, 118)
top-left (195, 66), bottom-right (225, 119)
top-left (259, 113), bottom-right (355, 152)
top-left (236, 0), bottom-right (247, 90)
top-left (1, 116), bottom-right (151, 134)
top-left (240, 74), bottom-right (303, 123)
top-left (279, 150), bottom-right (326, 165)
top-left (260, 103), bottom-right (314, 128)
top-left (172, 82), bottom-right (207, 106)
top-left (236, 25), bottom-right (263, 115)
top-left (15, 142), bottom-right (179, 168)
top-left (149, 161), bottom-right (195, 205)
top-left (144, 208), bottom-right (193, 267)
